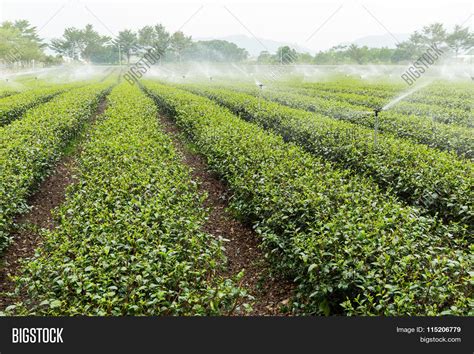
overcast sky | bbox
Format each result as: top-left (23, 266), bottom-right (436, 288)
top-left (1, 0), bottom-right (472, 51)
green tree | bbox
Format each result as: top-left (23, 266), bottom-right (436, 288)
top-left (115, 29), bottom-right (138, 64)
top-left (89, 44), bottom-right (118, 64)
top-left (420, 23), bottom-right (448, 48)
top-left (138, 24), bottom-right (170, 58)
top-left (43, 54), bottom-right (63, 66)
top-left (81, 24), bottom-right (110, 62)
top-left (257, 50), bottom-right (273, 64)
top-left (314, 45), bottom-right (347, 64)
top-left (296, 52), bottom-right (313, 64)
top-left (170, 31), bottom-right (192, 62)
top-left (13, 20), bottom-right (44, 47)
top-left (446, 25), bottom-right (473, 56)
top-left (186, 40), bottom-right (248, 62)
top-left (0, 20), bottom-right (44, 64)
top-left (276, 46), bottom-right (298, 64)
top-left (347, 44), bottom-right (366, 64)
top-left (50, 27), bottom-right (84, 60)
top-left (2, 20), bottom-right (44, 48)
top-left (51, 25), bottom-right (113, 63)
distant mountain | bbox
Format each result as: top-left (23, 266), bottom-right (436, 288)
top-left (342, 33), bottom-right (411, 49)
top-left (196, 34), bottom-right (314, 57)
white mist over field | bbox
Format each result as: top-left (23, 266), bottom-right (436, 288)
top-left (136, 62), bottom-right (473, 85)
top-left (2, 62), bottom-right (471, 86)
top-left (1, 62), bottom-right (471, 112)
top-left (0, 65), bottom-right (120, 87)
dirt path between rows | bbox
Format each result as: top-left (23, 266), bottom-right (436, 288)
top-left (0, 98), bottom-right (108, 311)
top-left (157, 114), bottom-right (295, 316)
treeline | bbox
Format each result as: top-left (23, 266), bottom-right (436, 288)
top-left (1, 20), bottom-right (472, 67)
top-left (48, 23), bottom-right (249, 64)
top-left (258, 23), bottom-right (473, 64)
top-left (0, 21), bottom-right (249, 66)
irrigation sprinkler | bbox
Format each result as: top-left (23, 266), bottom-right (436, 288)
top-left (257, 83), bottom-right (264, 109)
top-left (373, 109), bottom-right (380, 146)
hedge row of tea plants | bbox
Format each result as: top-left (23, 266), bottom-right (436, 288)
top-left (294, 85), bottom-right (472, 127)
top-left (213, 84), bottom-right (473, 158)
top-left (182, 85), bottom-right (473, 226)
top-left (0, 85), bottom-right (75, 126)
top-left (144, 81), bottom-right (472, 316)
top-left (273, 86), bottom-right (472, 158)
top-left (0, 89), bottom-right (18, 99)
top-left (10, 83), bottom-right (245, 316)
top-left (295, 81), bottom-right (403, 96)
top-left (0, 83), bottom-right (110, 251)
top-left (295, 81), bottom-right (472, 111)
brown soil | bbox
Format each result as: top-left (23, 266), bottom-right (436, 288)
top-left (0, 98), bottom-right (108, 310)
top-left (157, 114), bottom-right (295, 316)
